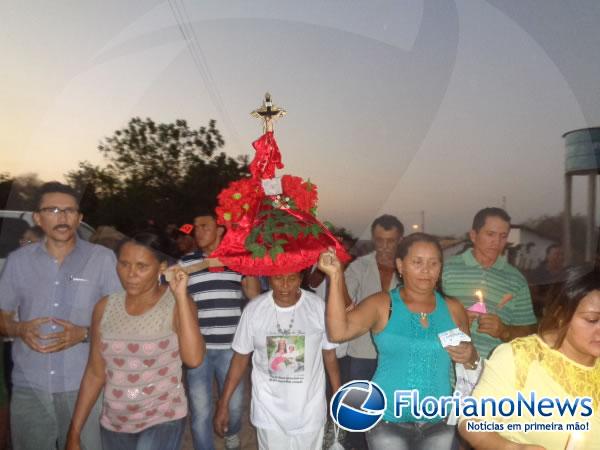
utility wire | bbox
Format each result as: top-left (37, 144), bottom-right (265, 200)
top-left (167, 0), bottom-right (244, 152)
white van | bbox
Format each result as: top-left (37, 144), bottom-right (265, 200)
top-left (0, 210), bottom-right (95, 272)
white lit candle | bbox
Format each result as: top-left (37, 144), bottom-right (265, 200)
top-left (475, 290), bottom-right (484, 304)
top-left (468, 289), bottom-right (487, 314)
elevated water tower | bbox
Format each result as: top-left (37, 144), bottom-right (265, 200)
top-left (563, 127), bottom-right (600, 263)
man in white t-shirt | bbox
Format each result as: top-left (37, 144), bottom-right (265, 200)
top-left (214, 272), bottom-right (341, 450)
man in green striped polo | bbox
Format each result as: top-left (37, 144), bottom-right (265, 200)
top-left (442, 207), bottom-right (537, 359)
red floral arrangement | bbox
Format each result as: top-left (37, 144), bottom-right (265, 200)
top-left (216, 179), bottom-right (263, 227)
top-left (211, 129), bottom-right (350, 275)
top-left (216, 173), bottom-right (318, 230)
top-left (280, 175), bottom-right (318, 215)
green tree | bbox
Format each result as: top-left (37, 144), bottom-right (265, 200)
top-left (0, 173), bottom-right (44, 210)
top-left (66, 117), bottom-right (249, 233)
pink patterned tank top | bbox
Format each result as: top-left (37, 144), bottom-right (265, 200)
top-left (100, 289), bottom-right (187, 433)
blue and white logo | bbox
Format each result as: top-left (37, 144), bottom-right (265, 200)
top-left (330, 380), bottom-right (387, 432)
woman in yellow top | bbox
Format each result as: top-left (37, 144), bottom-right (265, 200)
top-left (459, 265), bottom-right (600, 450)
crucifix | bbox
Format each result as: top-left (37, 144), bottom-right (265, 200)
top-left (165, 94), bottom-right (288, 281)
top-left (251, 92), bottom-right (287, 132)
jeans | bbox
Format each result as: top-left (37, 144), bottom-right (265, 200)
top-left (347, 356), bottom-right (376, 382)
top-left (101, 418), bottom-right (185, 450)
top-left (344, 357), bottom-right (377, 450)
top-left (186, 348), bottom-right (244, 450)
top-left (11, 387), bottom-right (102, 450)
top-left (366, 420), bottom-right (456, 450)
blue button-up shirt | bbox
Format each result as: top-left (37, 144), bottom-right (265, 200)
top-left (0, 238), bottom-right (122, 393)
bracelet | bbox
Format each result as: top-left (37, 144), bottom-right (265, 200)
top-left (81, 327), bottom-right (90, 343)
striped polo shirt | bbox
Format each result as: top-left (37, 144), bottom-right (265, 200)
top-left (180, 251), bottom-right (244, 350)
top-left (442, 250), bottom-right (536, 359)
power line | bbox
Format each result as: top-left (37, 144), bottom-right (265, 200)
top-left (167, 0), bottom-right (243, 151)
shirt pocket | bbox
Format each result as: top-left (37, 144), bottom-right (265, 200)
top-left (66, 277), bottom-right (103, 324)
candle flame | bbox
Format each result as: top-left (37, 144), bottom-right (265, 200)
top-left (475, 290), bottom-right (484, 304)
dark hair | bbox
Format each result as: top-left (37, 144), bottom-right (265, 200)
top-left (395, 232), bottom-right (445, 292)
top-left (116, 232), bottom-right (173, 264)
top-left (471, 207), bottom-right (511, 232)
top-left (538, 265), bottom-right (600, 349)
top-left (396, 232), bottom-right (443, 261)
top-left (25, 225), bottom-right (44, 240)
top-left (192, 209), bottom-right (218, 221)
top-left (192, 209), bottom-right (226, 241)
top-left (371, 214), bottom-right (404, 236)
top-left (35, 182), bottom-right (80, 210)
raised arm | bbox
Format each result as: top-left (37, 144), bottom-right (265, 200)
top-left (318, 250), bottom-right (383, 342)
top-left (308, 266), bottom-right (326, 289)
top-left (66, 297), bottom-right (108, 450)
top-left (169, 267), bottom-right (205, 368)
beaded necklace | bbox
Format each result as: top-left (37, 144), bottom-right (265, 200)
top-left (275, 306), bottom-right (296, 335)
top-left (274, 291), bottom-right (300, 335)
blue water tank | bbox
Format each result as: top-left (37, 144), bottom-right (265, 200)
top-left (563, 127), bottom-right (600, 175)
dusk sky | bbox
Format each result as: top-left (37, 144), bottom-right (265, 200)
top-left (2, 1), bottom-right (600, 238)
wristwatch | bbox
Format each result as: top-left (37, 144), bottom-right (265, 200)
top-left (465, 358), bottom-right (480, 371)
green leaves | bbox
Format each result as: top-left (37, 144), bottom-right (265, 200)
top-left (247, 243), bottom-right (266, 258)
top-left (308, 224), bottom-right (321, 237)
top-left (64, 117), bottom-right (249, 233)
top-left (243, 197), bottom-right (329, 261)
top-left (269, 245), bottom-right (285, 260)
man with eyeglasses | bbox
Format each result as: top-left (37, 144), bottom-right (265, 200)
top-left (0, 182), bottom-right (122, 450)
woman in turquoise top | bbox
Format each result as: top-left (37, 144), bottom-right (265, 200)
top-left (319, 233), bottom-right (479, 450)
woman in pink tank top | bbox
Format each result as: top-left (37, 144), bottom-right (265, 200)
top-left (66, 232), bottom-right (205, 450)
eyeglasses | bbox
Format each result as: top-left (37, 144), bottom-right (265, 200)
top-left (38, 207), bottom-right (80, 216)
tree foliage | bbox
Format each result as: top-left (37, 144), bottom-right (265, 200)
top-left (66, 117), bottom-right (249, 233)
top-left (0, 173), bottom-right (44, 210)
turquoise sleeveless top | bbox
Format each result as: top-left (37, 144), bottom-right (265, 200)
top-left (372, 289), bottom-right (456, 423)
